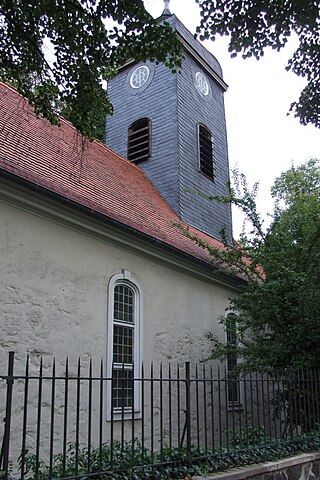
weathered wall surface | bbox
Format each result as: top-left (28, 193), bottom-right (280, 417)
top-left (198, 454), bottom-right (320, 480)
top-left (0, 195), bottom-right (234, 367)
top-left (0, 185), bottom-right (238, 472)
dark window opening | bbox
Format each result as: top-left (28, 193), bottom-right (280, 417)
top-left (128, 118), bottom-right (151, 163)
top-left (198, 125), bottom-right (214, 180)
top-left (226, 313), bottom-right (240, 404)
top-left (226, 313), bottom-right (240, 405)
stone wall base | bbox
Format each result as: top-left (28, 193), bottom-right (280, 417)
top-left (195, 453), bottom-right (320, 480)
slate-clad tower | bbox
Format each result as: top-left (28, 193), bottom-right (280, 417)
top-left (106, 9), bottom-right (233, 241)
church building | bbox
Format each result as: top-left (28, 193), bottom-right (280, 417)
top-left (0, 4), bottom-right (242, 421)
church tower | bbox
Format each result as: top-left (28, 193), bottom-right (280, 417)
top-left (106, 5), bottom-right (233, 241)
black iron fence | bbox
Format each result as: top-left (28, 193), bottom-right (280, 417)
top-left (1, 352), bottom-right (320, 480)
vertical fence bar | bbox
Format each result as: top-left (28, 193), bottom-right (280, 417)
top-left (255, 371), bottom-right (260, 438)
top-left (0, 351), bottom-right (15, 480)
top-left (292, 373), bottom-right (299, 437)
top-left (121, 363), bottom-right (125, 454)
top-left (210, 365), bottom-right (215, 452)
top-left (202, 364), bottom-right (208, 454)
top-left (131, 364), bottom-right (134, 468)
top-left (185, 362), bottom-right (191, 468)
top-left (62, 358), bottom-right (69, 478)
top-left (160, 363), bottom-right (163, 460)
top-left (20, 355), bottom-right (29, 480)
top-left (238, 376), bottom-right (242, 450)
top-left (302, 370), bottom-right (307, 434)
top-left (261, 374), bottom-right (266, 443)
top-left (150, 363), bottom-right (154, 466)
top-left (87, 359), bottom-right (92, 475)
top-left (310, 370), bottom-right (316, 431)
top-left (271, 373), bottom-right (277, 440)
top-left (49, 358), bottom-right (56, 480)
top-left (195, 365), bottom-right (200, 451)
top-left (75, 358), bottom-right (81, 479)
top-left (99, 360), bottom-right (104, 470)
top-left (168, 363), bottom-right (172, 455)
top-left (287, 375), bottom-right (294, 439)
top-left (35, 358), bottom-right (43, 480)
top-left (297, 370), bottom-right (303, 435)
top-left (177, 364), bottom-right (181, 451)
top-left (249, 372), bottom-right (254, 438)
top-left (224, 365), bottom-right (229, 450)
top-left (131, 364), bottom-right (135, 471)
top-left (314, 369), bottom-right (320, 426)
top-left (309, 369), bottom-right (315, 432)
top-left (217, 364), bottom-right (222, 451)
top-left (266, 373), bottom-right (272, 440)
top-left (243, 373), bottom-right (248, 449)
top-left (141, 363), bottom-right (145, 472)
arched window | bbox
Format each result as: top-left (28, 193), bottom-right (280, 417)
top-left (226, 312), bottom-right (240, 405)
top-left (127, 118), bottom-right (151, 163)
top-left (198, 124), bottom-right (215, 180)
top-left (107, 271), bottom-right (143, 418)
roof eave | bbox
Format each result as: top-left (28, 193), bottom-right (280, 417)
top-left (0, 167), bottom-right (245, 290)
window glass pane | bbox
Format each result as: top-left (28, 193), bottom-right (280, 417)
top-left (114, 284), bottom-right (134, 323)
top-left (112, 368), bottom-right (133, 409)
top-left (113, 324), bottom-right (134, 364)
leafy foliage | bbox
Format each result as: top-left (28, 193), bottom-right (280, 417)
top-left (229, 426), bottom-right (268, 449)
top-left (19, 430), bottom-right (320, 480)
top-left (0, 1), bottom-right (182, 139)
top-left (195, 0), bottom-right (320, 128)
top-left (179, 159), bottom-right (320, 372)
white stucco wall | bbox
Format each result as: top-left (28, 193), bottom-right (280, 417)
top-left (0, 184), bottom-right (240, 472)
top-left (0, 191), bottom-right (237, 368)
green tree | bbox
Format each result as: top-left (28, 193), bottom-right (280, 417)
top-left (196, 0), bottom-right (320, 128)
top-left (0, 0), bottom-right (181, 139)
top-left (178, 159), bottom-right (320, 372)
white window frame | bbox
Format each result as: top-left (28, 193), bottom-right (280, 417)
top-left (106, 270), bottom-right (143, 420)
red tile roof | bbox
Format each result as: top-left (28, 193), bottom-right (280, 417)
top-left (0, 82), bottom-right (227, 270)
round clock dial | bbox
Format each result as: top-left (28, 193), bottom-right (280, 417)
top-left (195, 71), bottom-right (209, 96)
top-left (130, 66), bottom-right (150, 89)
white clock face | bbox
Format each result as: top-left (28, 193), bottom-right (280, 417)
top-left (130, 66), bottom-right (150, 89)
top-left (195, 71), bottom-right (209, 96)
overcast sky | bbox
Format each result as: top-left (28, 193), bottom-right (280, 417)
top-left (144, 0), bottom-right (320, 235)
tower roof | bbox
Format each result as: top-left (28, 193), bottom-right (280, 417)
top-left (162, 0), bottom-right (171, 16)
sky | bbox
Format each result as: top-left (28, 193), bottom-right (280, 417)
top-left (144, 0), bottom-right (320, 235)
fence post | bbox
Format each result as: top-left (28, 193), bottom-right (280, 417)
top-left (0, 351), bottom-right (15, 480)
top-left (185, 362), bottom-right (192, 467)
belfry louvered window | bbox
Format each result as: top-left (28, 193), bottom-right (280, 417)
top-left (198, 124), bottom-right (214, 180)
top-left (128, 118), bottom-right (151, 163)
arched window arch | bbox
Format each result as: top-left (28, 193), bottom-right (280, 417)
top-left (198, 124), bottom-right (215, 180)
top-left (127, 118), bottom-right (151, 163)
top-left (107, 271), bottom-right (143, 418)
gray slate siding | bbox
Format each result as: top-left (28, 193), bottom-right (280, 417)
top-left (106, 61), bottom-right (181, 216)
top-left (106, 15), bottom-right (233, 241)
top-left (176, 54), bottom-right (232, 240)
top-left (167, 15), bottom-right (224, 78)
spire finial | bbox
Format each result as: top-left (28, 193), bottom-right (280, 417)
top-left (162, 0), bottom-right (171, 16)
